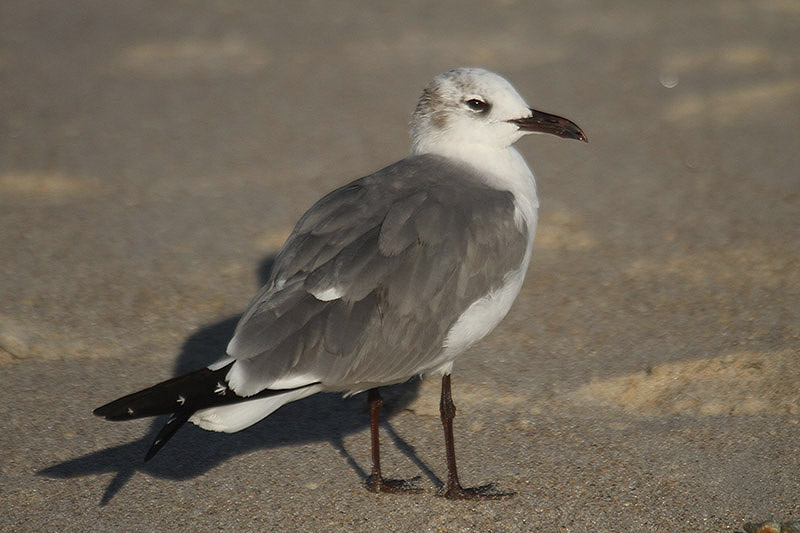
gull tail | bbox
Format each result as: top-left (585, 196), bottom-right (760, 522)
top-left (93, 364), bottom-right (320, 461)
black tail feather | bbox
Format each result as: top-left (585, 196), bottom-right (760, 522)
top-left (94, 363), bottom-right (321, 460)
top-left (93, 365), bottom-right (238, 421)
top-left (144, 410), bottom-right (193, 462)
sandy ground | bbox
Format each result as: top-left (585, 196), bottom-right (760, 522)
top-left (1, 1), bottom-right (798, 531)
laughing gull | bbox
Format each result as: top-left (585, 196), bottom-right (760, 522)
top-left (94, 67), bottom-right (586, 499)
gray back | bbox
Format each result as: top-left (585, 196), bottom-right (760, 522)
top-left (227, 154), bottom-right (530, 390)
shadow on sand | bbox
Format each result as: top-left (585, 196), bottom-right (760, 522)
top-left (38, 256), bottom-right (430, 504)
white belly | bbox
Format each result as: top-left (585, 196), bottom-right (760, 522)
top-left (424, 203), bottom-right (537, 377)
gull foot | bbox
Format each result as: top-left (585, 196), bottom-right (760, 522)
top-left (439, 482), bottom-right (515, 500)
top-left (367, 475), bottom-right (423, 494)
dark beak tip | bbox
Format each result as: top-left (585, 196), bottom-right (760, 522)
top-left (512, 108), bottom-right (587, 144)
top-left (566, 124), bottom-right (588, 143)
top-left (558, 122), bottom-right (587, 143)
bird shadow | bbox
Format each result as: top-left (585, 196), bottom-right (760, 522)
top-left (38, 255), bottom-right (434, 504)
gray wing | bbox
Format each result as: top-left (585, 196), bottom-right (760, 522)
top-left (224, 154), bottom-right (530, 395)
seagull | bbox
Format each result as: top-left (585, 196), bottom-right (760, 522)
top-left (94, 67), bottom-right (586, 500)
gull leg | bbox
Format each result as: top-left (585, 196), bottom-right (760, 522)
top-left (439, 374), bottom-right (514, 500)
top-left (366, 388), bottom-right (422, 494)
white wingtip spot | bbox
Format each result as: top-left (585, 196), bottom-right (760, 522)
top-left (310, 285), bottom-right (344, 302)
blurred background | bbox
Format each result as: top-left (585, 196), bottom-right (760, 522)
top-left (1, 1), bottom-right (798, 531)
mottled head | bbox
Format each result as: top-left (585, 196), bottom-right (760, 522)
top-left (410, 68), bottom-right (586, 155)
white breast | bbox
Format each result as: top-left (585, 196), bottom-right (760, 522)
top-left (424, 201), bottom-right (538, 377)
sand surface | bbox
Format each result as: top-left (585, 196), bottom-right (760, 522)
top-left (1, 1), bottom-right (798, 531)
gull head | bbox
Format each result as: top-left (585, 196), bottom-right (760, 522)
top-left (410, 67), bottom-right (586, 155)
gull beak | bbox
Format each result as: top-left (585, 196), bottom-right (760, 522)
top-left (510, 107), bottom-right (587, 143)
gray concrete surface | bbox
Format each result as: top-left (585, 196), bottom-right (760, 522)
top-left (1, 1), bottom-right (799, 531)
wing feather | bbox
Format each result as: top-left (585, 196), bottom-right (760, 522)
top-left (225, 154), bottom-right (530, 394)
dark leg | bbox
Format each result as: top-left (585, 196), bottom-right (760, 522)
top-left (439, 374), bottom-right (514, 500)
top-left (366, 388), bottom-right (421, 494)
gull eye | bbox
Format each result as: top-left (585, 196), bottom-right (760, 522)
top-left (465, 98), bottom-right (490, 113)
